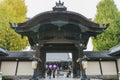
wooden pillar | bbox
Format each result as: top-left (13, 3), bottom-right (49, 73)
top-left (39, 51), bottom-right (46, 78)
top-left (32, 44), bottom-right (44, 79)
top-left (72, 50), bottom-right (80, 78)
top-left (115, 60), bottom-right (119, 74)
top-left (99, 60), bottom-right (103, 75)
top-left (0, 61), bottom-right (1, 71)
top-left (15, 59), bottom-right (19, 76)
top-left (75, 43), bottom-right (86, 78)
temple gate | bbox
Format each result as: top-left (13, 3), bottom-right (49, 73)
top-left (10, 1), bottom-right (109, 79)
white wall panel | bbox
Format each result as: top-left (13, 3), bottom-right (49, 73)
top-left (17, 62), bottom-right (34, 75)
top-left (1, 61), bottom-right (17, 76)
top-left (86, 61), bottom-right (101, 75)
top-left (101, 61), bottom-right (117, 75)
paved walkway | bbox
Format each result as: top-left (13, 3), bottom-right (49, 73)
top-left (39, 77), bottom-right (102, 80)
top-left (20, 78), bottom-right (101, 80)
top-left (26, 78), bottom-right (102, 80)
top-left (20, 77), bottom-right (102, 80)
top-left (19, 72), bottom-right (102, 80)
top-left (39, 77), bottom-right (80, 80)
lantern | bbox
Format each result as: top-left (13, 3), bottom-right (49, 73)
top-left (82, 60), bottom-right (88, 69)
top-left (32, 60), bottom-right (38, 69)
top-left (76, 58), bottom-right (80, 63)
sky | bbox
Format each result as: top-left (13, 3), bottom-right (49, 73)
top-left (25, 0), bottom-right (120, 18)
top-left (24, 0), bottom-right (120, 51)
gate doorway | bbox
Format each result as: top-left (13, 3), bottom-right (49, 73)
top-left (46, 53), bottom-right (72, 78)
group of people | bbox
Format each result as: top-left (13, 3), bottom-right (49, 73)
top-left (46, 68), bottom-right (58, 79)
top-left (46, 65), bottom-right (72, 79)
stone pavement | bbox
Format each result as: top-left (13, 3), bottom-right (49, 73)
top-left (19, 71), bottom-right (102, 80)
top-left (38, 77), bottom-right (102, 80)
top-left (39, 77), bottom-right (80, 80)
top-left (31, 76), bottom-right (102, 80)
top-left (20, 77), bottom-right (102, 80)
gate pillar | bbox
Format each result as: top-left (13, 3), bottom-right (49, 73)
top-left (32, 44), bottom-right (46, 79)
top-left (72, 50), bottom-right (80, 78)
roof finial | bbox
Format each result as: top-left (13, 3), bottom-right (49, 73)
top-left (53, 0), bottom-right (67, 11)
top-left (56, 0), bottom-right (64, 7)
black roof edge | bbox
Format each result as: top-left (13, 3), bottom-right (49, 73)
top-left (109, 44), bottom-right (120, 56)
top-left (0, 46), bottom-right (9, 56)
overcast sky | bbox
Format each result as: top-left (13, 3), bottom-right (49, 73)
top-left (25, 0), bottom-right (120, 19)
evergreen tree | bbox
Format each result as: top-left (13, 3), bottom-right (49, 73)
top-left (92, 0), bottom-right (120, 50)
top-left (0, 0), bottom-right (29, 50)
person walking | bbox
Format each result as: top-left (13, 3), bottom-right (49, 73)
top-left (53, 69), bottom-right (56, 78)
top-left (47, 68), bottom-right (52, 79)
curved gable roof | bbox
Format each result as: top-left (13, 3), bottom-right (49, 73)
top-left (10, 10), bottom-right (108, 30)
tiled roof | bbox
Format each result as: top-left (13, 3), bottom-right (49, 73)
top-left (84, 51), bottom-right (116, 60)
top-left (0, 46), bottom-right (8, 56)
top-left (0, 50), bottom-right (116, 61)
top-left (109, 44), bottom-right (120, 56)
top-left (7, 51), bottom-right (35, 61)
top-left (8, 51), bottom-right (35, 57)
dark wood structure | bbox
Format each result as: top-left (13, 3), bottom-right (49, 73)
top-left (10, 1), bottom-right (109, 78)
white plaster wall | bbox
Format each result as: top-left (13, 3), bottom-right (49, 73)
top-left (17, 62), bottom-right (34, 76)
top-left (1, 61), bottom-right (17, 76)
top-left (101, 61), bottom-right (117, 75)
top-left (86, 61), bottom-right (101, 75)
top-left (118, 58), bottom-right (120, 72)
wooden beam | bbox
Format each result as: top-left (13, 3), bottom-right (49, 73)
top-left (15, 59), bottom-right (19, 76)
top-left (99, 60), bottom-right (103, 75)
top-left (0, 61), bottom-right (1, 71)
top-left (115, 60), bottom-right (119, 73)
